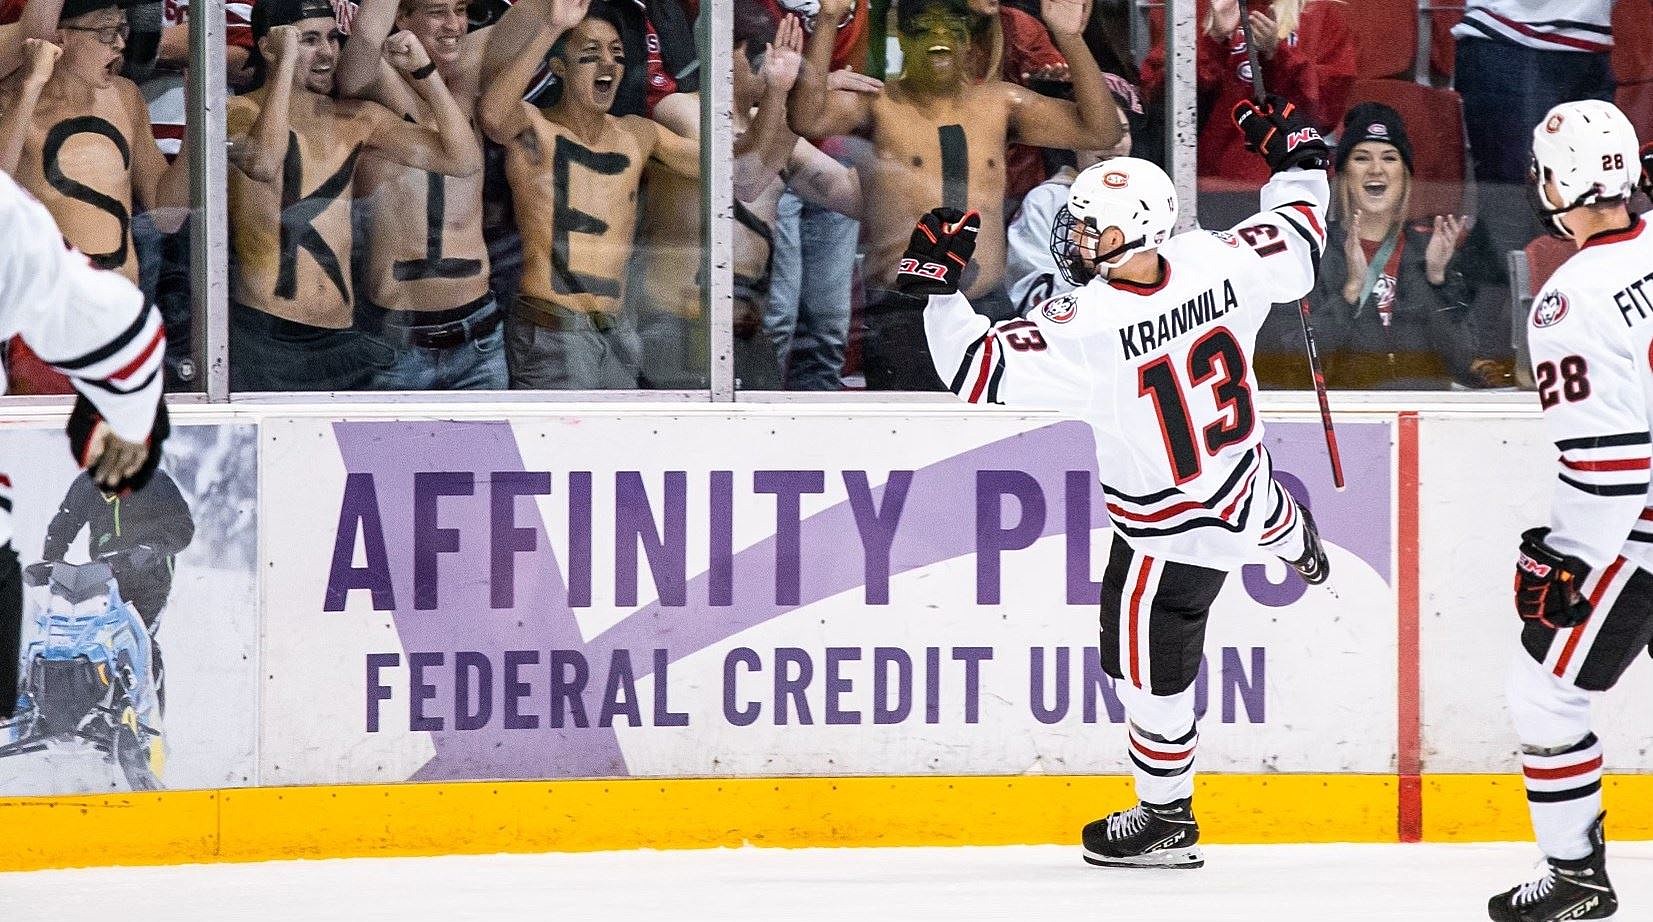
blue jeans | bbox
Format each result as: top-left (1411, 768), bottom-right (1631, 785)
top-left (230, 303), bottom-right (393, 392)
top-left (765, 188), bottom-right (857, 390)
top-left (368, 297), bottom-right (508, 391)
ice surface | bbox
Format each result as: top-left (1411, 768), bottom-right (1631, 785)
top-left (3, 842), bottom-right (1651, 921)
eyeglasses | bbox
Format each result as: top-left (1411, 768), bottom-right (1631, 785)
top-left (61, 23), bottom-right (129, 45)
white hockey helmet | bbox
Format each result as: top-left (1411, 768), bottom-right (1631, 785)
top-left (1530, 100), bottom-right (1642, 239)
top-left (1050, 157), bottom-right (1178, 285)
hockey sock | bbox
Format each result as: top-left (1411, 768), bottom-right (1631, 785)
top-left (1507, 652), bottom-right (1600, 861)
top-left (1259, 479), bottom-right (1308, 562)
top-left (1522, 733), bottom-right (1604, 861)
top-left (1118, 681), bottom-right (1198, 804)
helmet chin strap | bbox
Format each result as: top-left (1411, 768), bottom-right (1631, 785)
top-left (1094, 236), bottom-right (1147, 277)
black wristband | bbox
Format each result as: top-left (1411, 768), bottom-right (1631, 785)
top-left (409, 61), bottom-right (436, 81)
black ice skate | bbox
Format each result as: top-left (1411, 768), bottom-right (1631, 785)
top-left (1284, 505), bottom-right (1330, 585)
top-left (1081, 798), bottom-right (1203, 869)
top-left (1488, 813), bottom-right (1617, 922)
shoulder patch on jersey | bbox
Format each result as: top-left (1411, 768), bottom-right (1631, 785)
top-left (1210, 230), bottom-right (1241, 248)
top-left (1041, 294), bottom-right (1079, 323)
top-left (1532, 290), bottom-right (1570, 329)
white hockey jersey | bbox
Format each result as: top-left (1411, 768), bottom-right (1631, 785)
top-left (1526, 214), bottom-right (1653, 578)
top-left (1451, 0), bottom-right (1613, 53)
top-left (0, 170), bottom-right (166, 548)
top-left (926, 168), bottom-right (1329, 569)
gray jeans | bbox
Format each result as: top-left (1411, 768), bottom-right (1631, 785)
top-left (506, 295), bottom-right (642, 390)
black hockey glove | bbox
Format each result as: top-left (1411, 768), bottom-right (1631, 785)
top-left (66, 395), bottom-right (170, 495)
top-left (1232, 94), bottom-right (1330, 173)
top-left (1514, 527), bottom-right (1593, 629)
top-left (895, 207), bottom-right (981, 298)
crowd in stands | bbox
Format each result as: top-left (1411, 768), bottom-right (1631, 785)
top-left (0, 0), bottom-right (1648, 393)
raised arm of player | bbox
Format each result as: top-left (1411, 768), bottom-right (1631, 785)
top-left (1006, 0), bottom-right (1123, 153)
top-left (911, 209), bottom-right (1093, 411)
top-left (786, 0), bottom-right (872, 140)
top-left (1, 172), bottom-right (166, 486)
top-left (1225, 95), bottom-right (1331, 309)
top-left (1529, 288), bottom-right (1650, 571)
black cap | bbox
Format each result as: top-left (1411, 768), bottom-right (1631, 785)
top-left (60, 0), bottom-right (128, 21)
top-left (1335, 102), bottom-right (1414, 174)
top-left (251, 0), bottom-right (339, 41)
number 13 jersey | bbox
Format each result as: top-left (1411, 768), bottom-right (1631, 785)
top-left (924, 168), bottom-right (1330, 569)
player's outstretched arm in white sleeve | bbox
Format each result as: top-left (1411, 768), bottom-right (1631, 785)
top-left (1225, 94), bottom-right (1334, 308)
top-left (1528, 283), bottom-right (1650, 571)
top-left (1, 172), bottom-right (166, 489)
top-left (1225, 168), bottom-right (1330, 308)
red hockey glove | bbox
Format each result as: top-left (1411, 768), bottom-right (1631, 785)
top-left (1232, 94), bottom-right (1330, 174)
top-left (1514, 527), bottom-right (1593, 629)
top-left (895, 208), bottom-right (981, 298)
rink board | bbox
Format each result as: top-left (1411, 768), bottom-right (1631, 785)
top-left (0, 401), bottom-right (1648, 869)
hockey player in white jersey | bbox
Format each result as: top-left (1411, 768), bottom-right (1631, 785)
top-left (1487, 101), bottom-right (1652, 922)
top-left (0, 168), bottom-right (171, 721)
top-left (912, 94), bottom-right (1332, 868)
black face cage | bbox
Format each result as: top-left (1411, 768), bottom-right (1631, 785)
top-left (1050, 206), bottom-right (1096, 286)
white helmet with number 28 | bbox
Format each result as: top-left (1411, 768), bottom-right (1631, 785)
top-left (1050, 157), bottom-right (1178, 285)
top-left (1530, 100), bottom-right (1642, 239)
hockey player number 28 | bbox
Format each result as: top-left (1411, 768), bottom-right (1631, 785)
top-left (1138, 327), bottom-right (1256, 484)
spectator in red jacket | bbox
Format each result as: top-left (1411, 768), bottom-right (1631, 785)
top-left (1140, 0), bottom-right (1354, 184)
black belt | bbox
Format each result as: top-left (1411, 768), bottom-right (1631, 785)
top-left (367, 294), bottom-right (500, 350)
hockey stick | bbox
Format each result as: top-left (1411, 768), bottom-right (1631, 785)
top-left (1239, 0), bottom-right (1345, 490)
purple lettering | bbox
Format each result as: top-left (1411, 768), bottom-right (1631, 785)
top-left (755, 471), bottom-right (826, 606)
top-left (568, 471), bottom-right (593, 607)
top-left (1223, 646), bottom-right (1265, 723)
top-left (615, 471), bottom-right (687, 607)
top-left (773, 647), bottom-right (814, 725)
top-left (1029, 646), bottom-right (1069, 724)
top-left (365, 652), bottom-right (399, 732)
top-left (954, 646), bottom-right (993, 724)
top-left (599, 649), bottom-right (642, 728)
top-left (724, 647), bottom-right (761, 726)
top-left (549, 649), bottom-right (589, 728)
top-left (413, 472), bottom-right (474, 611)
top-left (326, 473), bottom-right (395, 611)
top-left (925, 646), bottom-right (941, 724)
top-left (873, 647), bottom-right (911, 725)
top-left (843, 470), bottom-right (913, 605)
top-left (504, 649), bottom-right (540, 730)
top-left (825, 647), bottom-right (862, 725)
top-left (1065, 471), bottom-right (1104, 605)
top-left (975, 471), bottom-right (1046, 604)
top-left (709, 470), bottom-right (734, 607)
top-left (409, 651), bottom-right (444, 731)
top-left (454, 650), bottom-right (493, 731)
top-left (490, 472), bottom-right (550, 609)
top-left (653, 648), bottom-right (689, 727)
